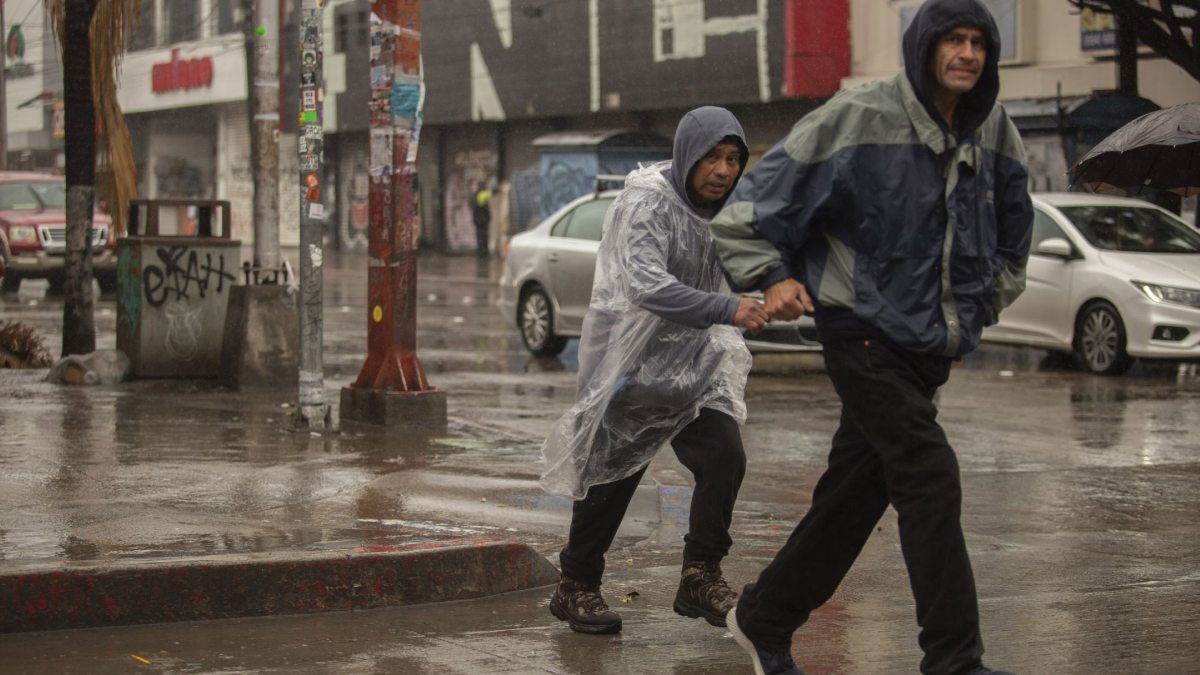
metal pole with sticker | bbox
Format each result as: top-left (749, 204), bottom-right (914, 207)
top-left (295, 0), bottom-right (333, 431)
top-left (341, 0), bottom-right (443, 427)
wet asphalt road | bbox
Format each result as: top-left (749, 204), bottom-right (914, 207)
top-left (1, 251), bottom-right (1198, 674)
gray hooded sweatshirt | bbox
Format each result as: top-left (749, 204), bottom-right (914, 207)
top-left (540, 106), bottom-right (752, 499)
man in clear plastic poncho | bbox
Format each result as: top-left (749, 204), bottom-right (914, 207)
top-left (542, 106), bottom-right (769, 635)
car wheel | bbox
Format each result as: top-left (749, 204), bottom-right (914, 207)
top-left (1073, 300), bottom-right (1133, 375)
top-left (519, 286), bottom-right (568, 357)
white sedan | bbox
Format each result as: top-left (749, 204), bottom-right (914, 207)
top-left (983, 193), bottom-right (1200, 374)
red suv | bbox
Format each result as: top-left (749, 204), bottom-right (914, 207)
top-left (0, 172), bottom-right (117, 293)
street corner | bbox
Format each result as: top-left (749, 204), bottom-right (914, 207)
top-left (0, 536), bottom-right (559, 634)
top-left (349, 535), bottom-right (561, 604)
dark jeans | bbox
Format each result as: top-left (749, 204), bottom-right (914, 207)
top-left (474, 220), bottom-right (489, 257)
top-left (559, 407), bottom-right (747, 587)
top-left (738, 339), bottom-right (984, 675)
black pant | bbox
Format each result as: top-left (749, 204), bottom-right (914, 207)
top-left (474, 219), bottom-right (489, 257)
top-left (559, 407), bottom-right (747, 587)
top-left (738, 339), bottom-right (984, 675)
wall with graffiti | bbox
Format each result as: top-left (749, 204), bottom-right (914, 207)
top-left (335, 134), bottom-right (371, 251)
top-left (422, 0), bottom-right (850, 125)
top-left (536, 148), bottom-right (668, 219)
top-left (443, 146), bottom-right (498, 252)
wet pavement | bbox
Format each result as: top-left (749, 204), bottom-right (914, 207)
top-left (1, 251), bottom-right (1199, 673)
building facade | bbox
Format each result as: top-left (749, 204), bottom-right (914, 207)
top-left (5, 0), bottom-right (1196, 254)
top-left (114, 0), bottom-right (306, 245)
top-left (3, 0), bottom-right (64, 171)
top-left (416, 0), bottom-right (852, 252)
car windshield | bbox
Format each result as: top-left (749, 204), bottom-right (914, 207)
top-left (1061, 205), bottom-right (1200, 253)
top-left (0, 181), bottom-right (66, 210)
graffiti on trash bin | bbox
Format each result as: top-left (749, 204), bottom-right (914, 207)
top-left (142, 246), bottom-right (236, 308)
top-left (164, 304), bottom-right (202, 361)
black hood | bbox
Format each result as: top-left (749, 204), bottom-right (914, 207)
top-left (902, 0), bottom-right (1001, 137)
top-left (665, 106), bottom-right (749, 218)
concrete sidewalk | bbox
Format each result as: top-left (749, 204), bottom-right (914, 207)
top-left (0, 359), bottom-right (571, 636)
top-left (0, 254), bottom-right (578, 635)
top-left (1, 537), bottom-right (557, 633)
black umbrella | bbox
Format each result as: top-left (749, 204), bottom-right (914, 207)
top-left (1069, 102), bottom-right (1200, 198)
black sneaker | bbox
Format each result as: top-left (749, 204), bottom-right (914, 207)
top-left (965, 667), bottom-right (1015, 675)
top-left (727, 604), bottom-right (805, 675)
top-left (673, 560), bottom-right (738, 627)
top-left (549, 577), bottom-right (622, 634)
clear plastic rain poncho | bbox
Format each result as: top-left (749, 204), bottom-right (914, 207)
top-left (539, 162), bottom-right (753, 499)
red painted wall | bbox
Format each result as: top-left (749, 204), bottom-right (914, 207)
top-left (785, 0), bottom-right (851, 98)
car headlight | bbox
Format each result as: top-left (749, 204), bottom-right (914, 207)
top-left (8, 225), bottom-right (37, 244)
top-left (1132, 281), bottom-right (1200, 309)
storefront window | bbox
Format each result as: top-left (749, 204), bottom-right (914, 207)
top-left (129, 1), bottom-right (157, 51)
top-left (216, 0), bottom-right (240, 36)
top-left (167, 0), bottom-right (200, 43)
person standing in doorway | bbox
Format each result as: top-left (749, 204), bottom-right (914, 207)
top-left (472, 180), bottom-right (492, 258)
top-left (541, 106), bottom-right (769, 635)
top-left (710, 1), bottom-right (1033, 673)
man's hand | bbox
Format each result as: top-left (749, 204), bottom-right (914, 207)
top-left (734, 297), bottom-right (770, 334)
top-left (764, 278), bottom-right (814, 321)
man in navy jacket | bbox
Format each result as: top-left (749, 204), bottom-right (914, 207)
top-left (712, 1), bottom-right (1032, 673)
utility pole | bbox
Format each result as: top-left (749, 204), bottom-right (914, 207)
top-left (1, 0), bottom-right (8, 170)
top-left (1115, 6), bottom-right (1138, 96)
top-left (340, 0), bottom-right (445, 428)
top-left (244, 0), bottom-right (281, 276)
top-left (61, 0), bottom-right (98, 357)
top-left (294, 0), bottom-right (332, 430)
top-left (222, 1), bottom-right (298, 391)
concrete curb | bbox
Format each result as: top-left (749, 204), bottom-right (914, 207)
top-left (0, 536), bottom-right (559, 634)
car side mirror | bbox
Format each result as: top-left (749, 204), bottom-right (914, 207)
top-left (1035, 237), bottom-right (1073, 259)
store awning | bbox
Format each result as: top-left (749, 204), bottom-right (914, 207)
top-left (531, 129), bottom-right (669, 149)
top-left (1004, 92), bottom-right (1160, 134)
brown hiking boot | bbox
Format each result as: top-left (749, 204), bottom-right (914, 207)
top-left (549, 577), bottom-right (622, 634)
top-left (673, 560), bottom-right (738, 627)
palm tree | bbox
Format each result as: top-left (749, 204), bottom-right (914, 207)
top-left (47, 0), bottom-right (139, 356)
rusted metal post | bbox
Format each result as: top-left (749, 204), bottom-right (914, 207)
top-left (294, 0), bottom-right (333, 431)
top-left (341, 0), bottom-right (446, 427)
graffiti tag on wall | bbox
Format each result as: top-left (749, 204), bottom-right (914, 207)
top-left (142, 246), bottom-right (236, 308)
top-left (444, 147), bottom-right (497, 251)
top-left (164, 304), bottom-right (203, 361)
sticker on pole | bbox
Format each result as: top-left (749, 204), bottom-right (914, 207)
top-left (371, 0), bottom-right (419, 29)
top-left (372, 306), bottom-right (383, 323)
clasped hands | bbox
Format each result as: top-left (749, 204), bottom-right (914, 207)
top-left (734, 278), bottom-right (814, 333)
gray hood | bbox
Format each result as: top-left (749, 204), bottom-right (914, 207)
top-left (902, 0), bottom-right (1001, 137)
top-left (664, 106), bottom-right (749, 218)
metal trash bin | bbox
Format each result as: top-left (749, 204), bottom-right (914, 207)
top-left (116, 199), bottom-right (241, 378)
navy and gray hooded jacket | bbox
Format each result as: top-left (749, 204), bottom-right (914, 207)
top-left (711, 0), bottom-right (1033, 358)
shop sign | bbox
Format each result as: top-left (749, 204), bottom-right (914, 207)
top-left (6, 24), bottom-right (24, 60)
top-left (152, 49), bottom-right (215, 94)
top-left (52, 100), bottom-right (65, 139)
top-left (6, 24), bottom-right (34, 78)
top-left (1080, 8), bottom-right (1118, 51)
